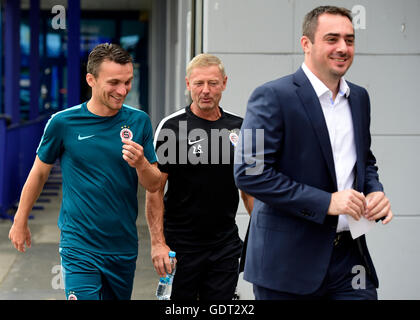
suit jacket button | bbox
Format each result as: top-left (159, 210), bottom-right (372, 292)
top-left (301, 210), bottom-right (309, 216)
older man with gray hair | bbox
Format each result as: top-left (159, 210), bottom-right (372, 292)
top-left (146, 53), bottom-right (253, 300)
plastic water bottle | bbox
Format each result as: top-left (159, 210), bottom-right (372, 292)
top-left (156, 251), bottom-right (176, 300)
top-left (156, 276), bottom-right (170, 300)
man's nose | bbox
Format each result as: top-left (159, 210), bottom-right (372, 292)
top-left (116, 84), bottom-right (128, 96)
top-left (202, 83), bottom-right (210, 93)
top-left (336, 38), bottom-right (348, 54)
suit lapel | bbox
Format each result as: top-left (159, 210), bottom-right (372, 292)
top-left (348, 89), bottom-right (364, 191)
top-left (294, 68), bottom-right (338, 190)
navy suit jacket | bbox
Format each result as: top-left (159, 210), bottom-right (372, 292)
top-left (234, 67), bottom-right (384, 295)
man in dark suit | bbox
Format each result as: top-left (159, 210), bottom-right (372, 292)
top-left (234, 6), bottom-right (393, 300)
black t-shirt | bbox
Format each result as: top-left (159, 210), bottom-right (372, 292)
top-left (154, 105), bottom-right (243, 252)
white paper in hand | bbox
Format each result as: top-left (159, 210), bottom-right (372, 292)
top-left (348, 192), bottom-right (376, 239)
top-left (347, 215), bottom-right (376, 239)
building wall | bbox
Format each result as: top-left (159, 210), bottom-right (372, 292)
top-left (202, 0), bottom-right (420, 299)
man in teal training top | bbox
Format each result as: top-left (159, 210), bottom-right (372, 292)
top-left (8, 43), bottom-right (161, 300)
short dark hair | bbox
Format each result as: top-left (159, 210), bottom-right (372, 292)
top-left (302, 6), bottom-right (353, 43)
top-left (87, 43), bottom-right (133, 77)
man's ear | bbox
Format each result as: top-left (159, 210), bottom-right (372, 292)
top-left (86, 73), bottom-right (96, 88)
top-left (300, 36), bottom-right (312, 55)
top-left (222, 76), bottom-right (227, 91)
top-left (185, 76), bottom-right (191, 91)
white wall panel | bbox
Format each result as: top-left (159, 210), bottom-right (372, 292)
top-left (371, 136), bottom-right (420, 216)
top-left (346, 56), bottom-right (420, 135)
top-left (367, 217), bottom-right (420, 299)
top-left (204, 0), bottom-right (294, 53)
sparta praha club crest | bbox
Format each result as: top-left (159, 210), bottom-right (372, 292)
top-left (120, 125), bottom-right (133, 140)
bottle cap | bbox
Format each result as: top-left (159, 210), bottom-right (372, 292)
top-left (169, 251), bottom-right (176, 258)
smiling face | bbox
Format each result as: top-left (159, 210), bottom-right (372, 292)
top-left (301, 13), bottom-right (355, 85)
top-left (86, 59), bottom-right (133, 116)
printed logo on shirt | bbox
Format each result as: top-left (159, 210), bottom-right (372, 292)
top-left (120, 125), bottom-right (133, 141)
top-left (229, 129), bottom-right (240, 147)
top-left (67, 291), bottom-right (78, 300)
top-left (189, 138), bottom-right (206, 155)
top-left (78, 134), bottom-right (95, 141)
top-left (188, 138), bottom-right (206, 145)
top-left (192, 144), bottom-right (203, 155)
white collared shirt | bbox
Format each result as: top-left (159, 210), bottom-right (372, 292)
top-left (301, 63), bottom-right (356, 232)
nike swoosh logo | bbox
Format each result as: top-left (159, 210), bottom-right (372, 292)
top-left (78, 134), bottom-right (95, 141)
top-left (188, 138), bottom-right (205, 145)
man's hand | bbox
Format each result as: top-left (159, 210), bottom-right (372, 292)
top-left (365, 191), bottom-right (393, 224)
top-left (9, 222), bottom-right (32, 253)
top-left (122, 139), bottom-right (146, 169)
top-left (327, 189), bottom-right (366, 221)
top-left (151, 243), bottom-right (174, 278)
